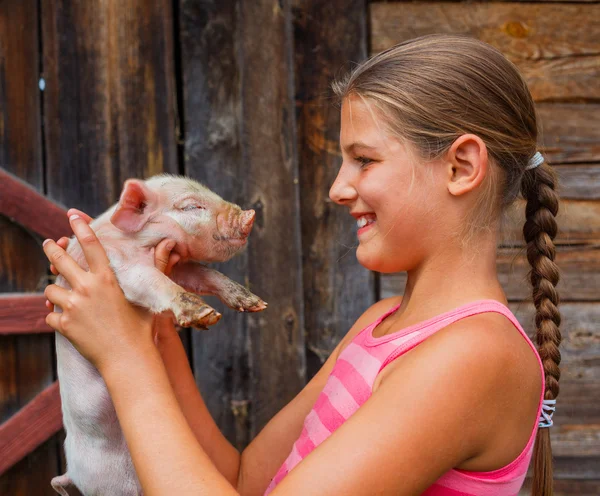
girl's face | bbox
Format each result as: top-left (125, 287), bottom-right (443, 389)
top-left (329, 95), bottom-right (447, 273)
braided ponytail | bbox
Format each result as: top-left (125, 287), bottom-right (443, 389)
top-left (520, 156), bottom-right (562, 496)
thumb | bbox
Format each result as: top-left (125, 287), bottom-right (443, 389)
top-left (154, 240), bottom-right (176, 274)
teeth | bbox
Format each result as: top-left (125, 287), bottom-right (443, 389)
top-left (357, 216), bottom-right (375, 229)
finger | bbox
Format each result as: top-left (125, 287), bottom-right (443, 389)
top-left (45, 311), bottom-right (62, 333)
top-left (165, 254), bottom-right (180, 277)
top-left (57, 237), bottom-right (70, 249)
top-left (42, 239), bottom-right (86, 289)
top-left (154, 239), bottom-right (176, 274)
top-left (44, 283), bottom-right (71, 309)
top-left (68, 215), bottom-right (110, 273)
top-left (50, 237), bottom-right (71, 275)
top-left (67, 208), bottom-right (93, 224)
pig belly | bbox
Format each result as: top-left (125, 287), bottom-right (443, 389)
top-left (65, 429), bottom-right (141, 496)
top-left (56, 333), bottom-right (142, 496)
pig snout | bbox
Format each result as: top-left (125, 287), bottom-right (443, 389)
top-left (238, 209), bottom-right (255, 236)
top-left (217, 208), bottom-right (255, 241)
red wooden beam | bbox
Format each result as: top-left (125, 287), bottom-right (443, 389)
top-left (0, 294), bottom-right (53, 334)
top-left (0, 167), bottom-right (71, 240)
top-left (0, 381), bottom-right (62, 475)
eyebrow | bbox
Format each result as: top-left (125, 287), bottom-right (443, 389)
top-left (342, 141), bottom-right (378, 154)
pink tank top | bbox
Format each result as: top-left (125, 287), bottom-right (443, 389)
top-left (264, 299), bottom-right (545, 495)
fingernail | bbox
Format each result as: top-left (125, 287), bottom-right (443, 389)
top-left (69, 214), bottom-right (80, 221)
top-left (166, 241), bottom-right (176, 250)
top-left (43, 239), bottom-right (51, 246)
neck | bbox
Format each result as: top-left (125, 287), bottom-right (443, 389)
top-left (393, 232), bottom-right (507, 325)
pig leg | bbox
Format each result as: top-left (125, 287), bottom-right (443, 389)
top-left (51, 474), bottom-right (83, 496)
top-left (116, 265), bottom-right (221, 329)
top-left (171, 263), bottom-right (267, 312)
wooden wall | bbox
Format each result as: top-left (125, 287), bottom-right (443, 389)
top-left (0, 0), bottom-right (598, 495)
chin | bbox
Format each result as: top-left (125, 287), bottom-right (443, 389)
top-left (356, 245), bottom-right (408, 274)
top-left (356, 246), bottom-right (384, 272)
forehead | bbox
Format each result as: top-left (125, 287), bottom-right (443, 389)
top-left (340, 95), bottom-right (399, 154)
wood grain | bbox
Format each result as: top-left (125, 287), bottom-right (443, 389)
top-left (42, 0), bottom-right (179, 216)
top-left (292, 0), bottom-right (375, 379)
top-left (0, 382), bottom-right (62, 476)
top-left (239, 0), bottom-right (306, 436)
top-left (536, 104), bottom-right (600, 164)
top-left (0, 168), bottom-right (71, 240)
top-left (370, 2), bottom-right (600, 102)
top-left (0, 0), bottom-right (59, 492)
top-left (0, 295), bottom-right (53, 334)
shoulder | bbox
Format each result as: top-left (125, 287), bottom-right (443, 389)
top-left (333, 296), bottom-right (403, 359)
top-left (376, 309), bottom-right (542, 469)
top-left (381, 308), bottom-right (539, 383)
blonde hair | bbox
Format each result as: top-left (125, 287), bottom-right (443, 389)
top-left (333, 33), bottom-right (561, 495)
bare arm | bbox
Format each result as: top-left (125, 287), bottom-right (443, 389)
top-left (154, 316), bottom-right (241, 487)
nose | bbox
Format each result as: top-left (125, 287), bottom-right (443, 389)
top-left (239, 209), bottom-right (255, 236)
top-left (329, 162), bottom-right (357, 206)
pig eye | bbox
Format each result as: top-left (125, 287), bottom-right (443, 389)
top-left (182, 204), bottom-right (205, 211)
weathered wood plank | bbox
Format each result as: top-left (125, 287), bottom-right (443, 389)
top-left (500, 199), bottom-right (600, 246)
top-left (382, 246), bottom-right (600, 301)
top-left (0, 295), bottom-right (53, 334)
top-left (292, 0), bottom-right (375, 378)
top-left (0, 382), bottom-right (62, 476)
top-left (553, 165), bottom-right (600, 201)
top-left (0, 167), bottom-right (71, 240)
top-left (240, 0), bottom-right (306, 435)
top-left (536, 104), bottom-right (600, 164)
top-left (0, 0), bottom-right (59, 491)
top-left (370, 2), bottom-right (600, 102)
top-left (42, 0), bottom-right (178, 216)
top-left (179, 0), bottom-right (252, 448)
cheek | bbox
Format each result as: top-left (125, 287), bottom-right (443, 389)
top-left (166, 211), bottom-right (213, 236)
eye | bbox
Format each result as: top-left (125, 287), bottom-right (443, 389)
top-left (182, 204), bottom-right (205, 212)
top-left (355, 156), bottom-right (373, 168)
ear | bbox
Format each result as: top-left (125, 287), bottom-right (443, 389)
top-left (446, 134), bottom-right (487, 197)
top-left (110, 179), bottom-right (157, 233)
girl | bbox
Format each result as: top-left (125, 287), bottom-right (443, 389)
top-left (44, 34), bottom-right (561, 495)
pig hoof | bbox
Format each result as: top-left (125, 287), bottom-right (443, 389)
top-left (178, 306), bottom-right (221, 329)
top-left (175, 294), bottom-right (221, 329)
top-left (195, 305), bottom-right (222, 328)
top-left (242, 298), bottom-right (267, 312)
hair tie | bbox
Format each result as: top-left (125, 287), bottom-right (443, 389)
top-left (538, 398), bottom-right (556, 428)
top-left (525, 151), bottom-right (544, 170)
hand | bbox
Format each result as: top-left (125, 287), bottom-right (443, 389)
top-left (43, 212), bottom-right (154, 373)
top-left (45, 210), bottom-right (182, 352)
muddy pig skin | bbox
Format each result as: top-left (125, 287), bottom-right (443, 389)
top-left (50, 174), bottom-right (267, 496)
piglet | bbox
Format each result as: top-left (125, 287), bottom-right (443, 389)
top-left (50, 174), bottom-right (267, 496)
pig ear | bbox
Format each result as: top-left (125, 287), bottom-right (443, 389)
top-left (110, 179), bottom-right (157, 233)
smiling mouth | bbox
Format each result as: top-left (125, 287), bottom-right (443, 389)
top-left (356, 215), bottom-right (376, 229)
